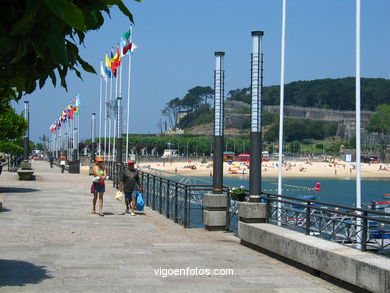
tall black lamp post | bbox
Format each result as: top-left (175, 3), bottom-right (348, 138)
top-left (249, 31), bottom-right (264, 202)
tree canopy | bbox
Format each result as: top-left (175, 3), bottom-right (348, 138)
top-left (366, 104), bottom-right (390, 134)
top-left (0, 99), bottom-right (28, 155)
top-left (161, 86), bottom-right (214, 128)
top-left (0, 0), bottom-right (141, 106)
top-left (227, 78), bottom-right (390, 111)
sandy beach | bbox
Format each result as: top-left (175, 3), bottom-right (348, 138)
top-left (136, 159), bottom-right (390, 179)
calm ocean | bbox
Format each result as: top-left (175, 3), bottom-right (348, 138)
top-left (198, 176), bottom-right (390, 207)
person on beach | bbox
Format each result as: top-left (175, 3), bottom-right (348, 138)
top-left (92, 157), bottom-right (107, 216)
top-left (118, 161), bottom-right (142, 216)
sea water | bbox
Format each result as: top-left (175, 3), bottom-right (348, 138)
top-left (221, 176), bottom-right (390, 207)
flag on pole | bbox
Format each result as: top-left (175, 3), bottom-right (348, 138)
top-left (105, 53), bottom-right (112, 71)
top-left (100, 60), bottom-right (108, 82)
top-left (121, 29), bottom-right (131, 42)
top-left (110, 46), bottom-right (121, 77)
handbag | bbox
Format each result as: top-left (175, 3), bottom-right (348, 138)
top-left (115, 191), bottom-right (124, 202)
top-left (90, 183), bottom-right (95, 193)
top-left (136, 192), bottom-right (145, 211)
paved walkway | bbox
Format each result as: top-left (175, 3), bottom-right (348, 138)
top-left (0, 161), bottom-right (349, 292)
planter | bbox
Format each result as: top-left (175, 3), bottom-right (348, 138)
top-left (231, 193), bottom-right (247, 201)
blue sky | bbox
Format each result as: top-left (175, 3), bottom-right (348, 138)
top-left (13, 0), bottom-right (390, 142)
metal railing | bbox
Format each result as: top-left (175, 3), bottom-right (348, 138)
top-left (104, 162), bottom-right (390, 254)
top-left (104, 161), bottom-right (216, 228)
top-left (260, 192), bottom-right (390, 254)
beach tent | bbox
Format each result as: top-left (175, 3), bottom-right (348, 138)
top-left (237, 154), bottom-right (250, 161)
top-left (223, 151), bottom-right (235, 162)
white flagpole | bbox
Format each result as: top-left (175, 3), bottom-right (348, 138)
top-left (355, 0), bottom-right (362, 249)
top-left (126, 27), bottom-right (133, 162)
top-left (104, 77), bottom-right (108, 159)
top-left (119, 44), bottom-right (124, 162)
top-left (77, 102), bottom-right (80, 160)
top-left (98, 61), bottom-right (103, 157)
top-left (108, 69), bottom-right (113, 161)
top-left (126, 53), bottom-right (132, 162)
top-left (277, 0), bottom-right (287, 226)
top-left (113, 61), bottom-right (119, 162)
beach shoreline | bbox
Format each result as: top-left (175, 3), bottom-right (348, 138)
top-left (134, 159), bottom-right (390, 180)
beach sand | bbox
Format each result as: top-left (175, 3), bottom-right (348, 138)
top-left (136, 159), bottom-right (390, 179)
top-left (79, 159), bottom-right (390, 179)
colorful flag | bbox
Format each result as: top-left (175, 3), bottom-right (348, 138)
top-left (121, 29), bottom-right (131, 42)
top-left (122, 42), bottom-right (133, 55)
top-left (105, 53), bottom-right (112, 70)
top-left (110, 47), bottom-right (121, 77)
top-left (100, 60), bottom-right (108, 81)
top-left (75, 94), bottom-right (81, 107)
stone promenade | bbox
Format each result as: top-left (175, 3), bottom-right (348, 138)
top-left (0, 161), bottom-right (349, 292)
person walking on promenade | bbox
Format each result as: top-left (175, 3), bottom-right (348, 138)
top-left (92, 157), bottom-right (107, 216)
top-left (49, 154), bottom-right (54, 168)
top-left (59, 154), bottom-right (66, 173)
top-left (118, 161), bottom-right (142, 216)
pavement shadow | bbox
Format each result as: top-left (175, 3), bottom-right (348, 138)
top-left (0, 259), bottom-right (52, 287)
top-left (103, 212), bottom-right (114, 216)
top-left (0, 187), bottom-right (40, 194)
top-left (0, 207), bottom-right (11, 212)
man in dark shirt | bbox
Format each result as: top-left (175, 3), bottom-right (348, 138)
top-left (118, 161), bottom-right (142, 216)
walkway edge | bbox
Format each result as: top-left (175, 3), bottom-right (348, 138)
top-left (238, 222), bottom-right (390, 293)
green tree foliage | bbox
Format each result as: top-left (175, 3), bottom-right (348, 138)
top-left (264, 119), bottom-right (338, 143)
top-left (232, 78), bottom-right (390, 111)
top-left (0, 97), bottom-right (28, 155)
top-left (162, 86), bottom-right (214, 128)
top-left (178, 104), bottom-right (213, 129)
top-left (0, 0), bottom-right (141, 105)
top-left (187, 86), bottom-right (213, 104)
top-left (227, 88), bottom-right (250, 103)
top-left (162, 97), bottom-right (181, 128)
top-left (366, 104), bottom-right (390, 134)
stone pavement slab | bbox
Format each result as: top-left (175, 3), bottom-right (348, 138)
top-left (0, 161), bottom-right (350, 292)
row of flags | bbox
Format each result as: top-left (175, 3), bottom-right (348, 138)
top-left (100, 27), bottom-right (137, 81)
top-left (49, 95), bottom-right (81, 133)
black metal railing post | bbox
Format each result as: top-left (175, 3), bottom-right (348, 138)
top-left (174, 183), bottom-right (178, 223)
top-left (166, 180), bottom-right (170, 219)
top-left (184, 186), bottom-right (188, 228)
top-left (152, 175), bottom-right (156, 210)
top-left (361, 211), bottom-right (368, 252)
top-left (187, 187), bottom-right (191, 227)
top-left (159, 178), bottom-right (163, 214)
top-left (306, 202), bottom-right (311, 235)
top-left (225, 188), bottom-right (231, 231)
top-left (145, 173), bottom-right (150, 207)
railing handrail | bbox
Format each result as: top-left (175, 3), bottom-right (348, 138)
top-left (262, 195), bottom-right (390, 225)
top-left (262, 191), bottom-right (390, 218)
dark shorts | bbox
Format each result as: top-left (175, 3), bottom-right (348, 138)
top-left (124, 191), bottom-right (138, 201)
top-left (94, 182), bottom-right (105, 193)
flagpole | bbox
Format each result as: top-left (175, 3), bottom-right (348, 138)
top-left (104, 78), bottom-right (108, 160)
top-left (113, 62), bottom-right (119, 162)
top-left (126, 52), bottom-right (132, 162)
top-left (98, 61), bottom-right (103, 157)
top-left (77, 98), bottom-right (80, 160)
top-left (119, 44), bottom-right (123, 163)
top-left (108, 70), bottom-right (113, 161)
top-left (277, 0), bottom-right (287, 226)
top-left (125, 26), bottom-right (134, 162)
top-left (355, 0), bottom-right (362, 250)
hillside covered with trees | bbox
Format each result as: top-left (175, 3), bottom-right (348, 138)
top-left (159, 78), bottom-right (390, 145)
